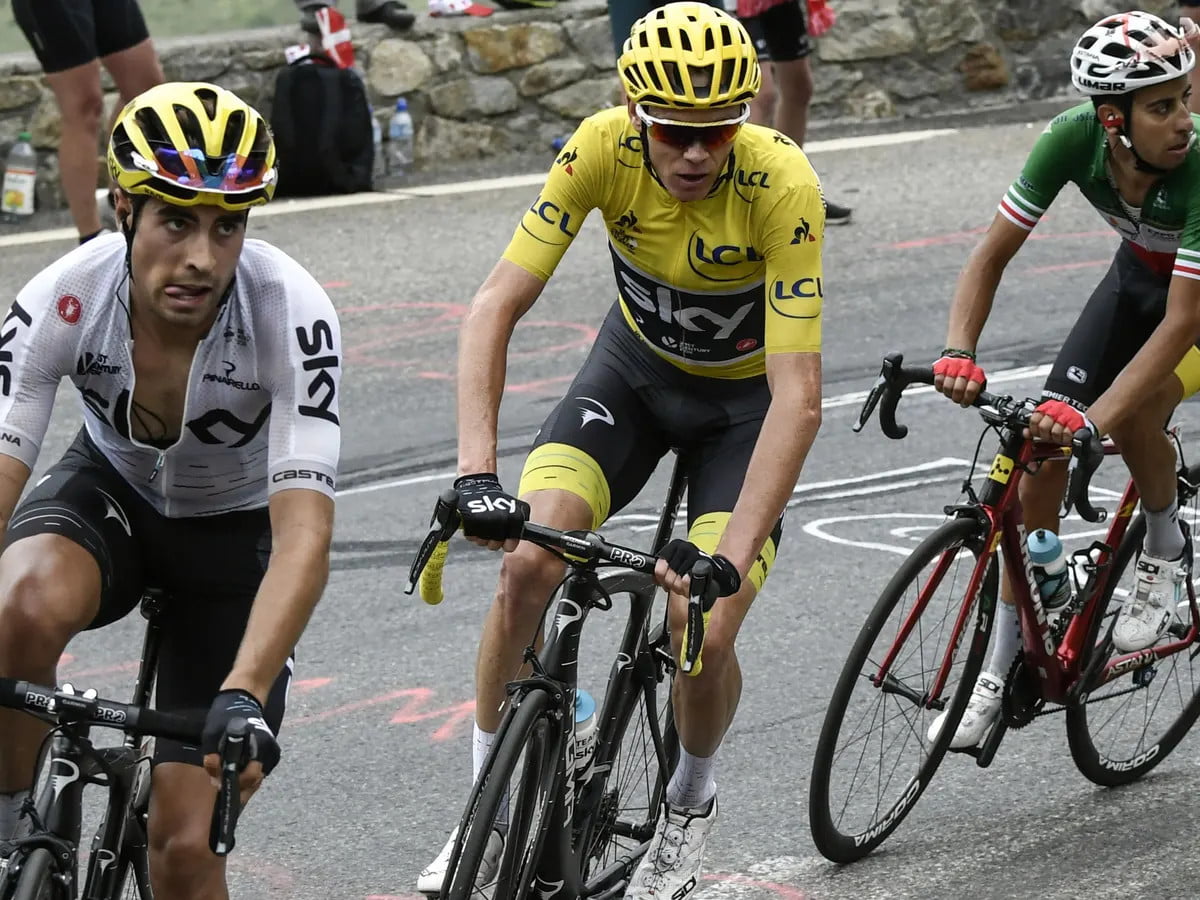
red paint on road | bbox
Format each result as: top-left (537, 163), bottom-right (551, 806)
top-left (321, 280), bottom-right (351, 289)
top-left (290, 688), bottom-right (474, 740)
top-left (704, 873), bottom-right (810, 899)
top-left (292, 677), bottom-right (333, 693)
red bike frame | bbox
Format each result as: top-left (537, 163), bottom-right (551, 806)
top-left (874, 438), bottom-right (1198, 708)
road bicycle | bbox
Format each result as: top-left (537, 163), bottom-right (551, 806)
top-left (0, 588), bottom-right (252, 899)
top-left (407, 458), bottom-right (717, 899)
top-left (808, 352), bottom-right (1200, 863)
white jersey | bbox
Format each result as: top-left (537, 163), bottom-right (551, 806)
top-left (0, 234), bottom-right (341, 517)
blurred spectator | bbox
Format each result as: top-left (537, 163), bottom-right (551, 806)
top-left (607, 0), bottom-right (723, 58)
top-left (294, 0), bottom-right (415, 32)
top-left (11, 0), bottom-right (164, 242)
top-left (1185, 4), bottom-right (1200, 110)
top-left (739, 0), bottom-right (851, 224)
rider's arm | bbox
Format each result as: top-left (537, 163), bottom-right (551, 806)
top-left (713, 178), bottom-right (825, 578)
top-left (457, 116), bottom-right (609, 474)
top-left (716, 350), bottom-right (821, 577)
top-left (1086, 273), bottom-right (1200, 433)
top-left (223, 488), bottom-right (334, 703)
top-left (456, 261), bottom-right (546, 475)
top-left (946, 109), bottom-right (1085, 352)
top-left (226, 258), bottom-right (342, 703)
top-left (943, 213), bottom-right (1029, 352)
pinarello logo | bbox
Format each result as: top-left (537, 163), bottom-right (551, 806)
top-left (736, 338), bottom-right (758, 352)
top-left (57, 295), bottom-right (82, 325)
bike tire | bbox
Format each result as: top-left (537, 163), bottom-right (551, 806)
top-left (1067, 463), bottom-right (1200, 784)
top-left (808, 517), bottom-right (995, 863)
top-left (8, 849), bottom-right (64, 900)
top-left (446, 688), bottom-right (560, 900)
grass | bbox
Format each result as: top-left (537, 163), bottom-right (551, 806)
top-left (0, 0), bottom-right (432, 57)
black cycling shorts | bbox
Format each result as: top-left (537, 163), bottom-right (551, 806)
top-left (1043, 243), bottom-right (1200, 411)
top-left (741, 1), bottom-right (812, 62)
top-left (11, 0), bottom-right (151, 74)
top-left (3, 430), bottom-right (291, 768)
top-left (518, 306), bottom-right (783, 591)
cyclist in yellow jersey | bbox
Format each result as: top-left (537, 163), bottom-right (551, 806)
top-left (416, 5), bottom-right (824, 897)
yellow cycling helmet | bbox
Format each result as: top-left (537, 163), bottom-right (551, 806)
top-left (619, 2), bottom-right (760, 109)
top-left (108, 81), bottom-right (277, 211)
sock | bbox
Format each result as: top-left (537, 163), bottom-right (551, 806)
top-left (1144, 499), bottom-right (1186, 561)
top-left (0, 789), bottom-right (30, 841)
top-left (985, 599), bottom-right (1021, 677)
top-left (666, 747), bottom-right (717, 810)
top-left (472, 722), bottom-right (508, 829)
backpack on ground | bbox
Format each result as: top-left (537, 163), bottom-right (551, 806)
top-left (270, 53), bottom-right (374, 196)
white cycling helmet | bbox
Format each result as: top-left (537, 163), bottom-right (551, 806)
top-left (1071, 10), bottom-right (1196, 95)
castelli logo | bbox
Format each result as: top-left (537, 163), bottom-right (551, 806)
top-left (736, 338), bottom-right (758, 352)
top-left (57, 295), bottom-right (82, 325)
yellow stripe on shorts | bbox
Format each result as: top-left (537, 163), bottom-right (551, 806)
top-left (1175, 345), bottom-right (1200, 400)
top-left (518, 442), bottom-right (611, 529)
top-left (687, 511), bottom-right (777, 593)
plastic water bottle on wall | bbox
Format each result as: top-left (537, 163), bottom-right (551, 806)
top-left (388, 98), bottom-right (414, 177)
top-left (369, 104), bottom-right (386, 184)
top-left (1027, 529), bottom-right (1072, 611)
top-left (573, 687), bottom-right (598, 782)
top-left (2, 132), bottom-right (37, 220)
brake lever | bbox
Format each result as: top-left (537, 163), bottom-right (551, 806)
top-left (405, 488), bottom-right (461, 594)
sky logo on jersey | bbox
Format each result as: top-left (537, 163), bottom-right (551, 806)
top-left (768, 277), bottom-right (823, 320)
top-left (686, 231), bottom-right (764, 283)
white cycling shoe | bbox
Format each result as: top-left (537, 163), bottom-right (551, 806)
top-left (417, 825), bottom-right (503, 895)
top-left (926, 671), bottom-right (1003, 749)
top-left (626, 796), bottom-right (717, 899)
top-left (1113, 551), bottom-right (1187, 653)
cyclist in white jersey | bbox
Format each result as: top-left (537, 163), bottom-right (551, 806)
top-left (0, 82), bottom-right (341, 898)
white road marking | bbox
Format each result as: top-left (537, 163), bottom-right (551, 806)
top-left (0, 127), bottom-right (957, 250)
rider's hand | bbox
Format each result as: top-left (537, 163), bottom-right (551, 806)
top-left (454, 473), bottom-right (529, 552)
top-left (202, 689), bottom-right (279, 804)
top-left (933, 350), bottom-right (986, 407)
top-left (655, 539), bottom-right (742, 598)
top-left (1028, 398), bottom-right (1095, 446)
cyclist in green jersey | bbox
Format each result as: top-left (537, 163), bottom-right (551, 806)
top-left (930, 11), bottom-right (1200, 748)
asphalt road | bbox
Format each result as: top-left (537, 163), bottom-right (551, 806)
top-left (5, 110), bottom-right (1200, 900)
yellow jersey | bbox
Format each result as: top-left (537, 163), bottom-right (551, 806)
top-left (502, 106), bottom-right (826, 379)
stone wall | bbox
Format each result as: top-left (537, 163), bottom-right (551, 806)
top-left (0, 0), bottom-right (1177, 209)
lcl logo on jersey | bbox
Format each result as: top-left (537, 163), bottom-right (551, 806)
top-left (686, 231), bottom-right (763, 283)
top-left (768, 277), bottom-right (823, 320)
top-left (520, 194), bottom-right (578, 245)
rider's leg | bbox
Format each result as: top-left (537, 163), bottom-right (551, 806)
top-left (473, 488), bottom-right (591, 737)
top-left (1108, 375), bottom-right (1185, 558)
top-left (0, 535), bottom-right (101, 832)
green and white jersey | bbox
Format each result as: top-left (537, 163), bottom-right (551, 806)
top-left (999, 101), bottom-right (1200, 280)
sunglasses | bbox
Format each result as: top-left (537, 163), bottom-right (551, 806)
top-left (135, 146), bottom-right (271, 192)
top-left (635, 104), bottom-right (750, 150)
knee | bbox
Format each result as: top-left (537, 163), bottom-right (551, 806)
top-left (494, 545), bottom-right (565, 622)
top-left (0, 561), bottom-right (84, 670)
top-left (60, 90), bottom-right (105, 131)
top-left (776, 65), bottom-right (814, 107)
top-left (150, 827), bottom-right (223, 895)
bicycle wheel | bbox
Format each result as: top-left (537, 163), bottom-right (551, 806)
top-left (1067, 464), bottom-right (1200, 785)
top-left (447, 688), bottom-right (561, 900)
top-left (8, 849), bottom-right (65, 900)
top-left (575, 572), bottom-right (679, 892)
top-left (809, 516), bottom-right (996, 863)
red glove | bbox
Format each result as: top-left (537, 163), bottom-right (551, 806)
top-left (933, 354), bottom-right (986, 386)
top-left (1033, 399), bottom-right (1094, 436)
